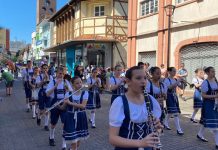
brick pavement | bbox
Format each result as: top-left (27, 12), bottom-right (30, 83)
top-left (0, 80), bottom-right (215, 150)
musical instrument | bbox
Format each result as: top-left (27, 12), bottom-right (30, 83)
top-left (143, 86), bottom-right (162, 149)
top-left (180, 79), bottom-right (195, 88)
top-left (42, 86), bottom-right (84, 115)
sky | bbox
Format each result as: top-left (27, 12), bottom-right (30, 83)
top-left (0, 0), bottom-right (68, 44)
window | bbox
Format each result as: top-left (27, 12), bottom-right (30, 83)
top-left (141, 0), bottom-right (158, 16)
top-left (94, 6), bottom-right (105, 16)
top-left (176, 0), bottom-right (189, 4)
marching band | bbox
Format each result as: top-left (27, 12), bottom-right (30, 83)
top-left (17, 60), bottom-right (218, 150)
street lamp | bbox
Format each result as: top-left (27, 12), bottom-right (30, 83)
top-left (164, 4), bottom-right (176, 68)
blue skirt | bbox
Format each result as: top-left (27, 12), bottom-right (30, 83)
top-left (193, 89), bottom-right (203, 108)
top-left (86, 91), bottom-right (101, 110)
top-left (166, 92), bottom-right (181, 114)
top-left (63, 111), bottom-right (89, 143)
top-left (200, 100), bottom-right (218, 128)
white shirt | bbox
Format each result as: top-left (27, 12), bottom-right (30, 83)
top-left (192, 77), bottom-right (203, 85)
top-left (36, 74), bottom-right (53, 89)
top-left (109, 95), bottom-right (161, 127)
top-left (65, 91), bottom-right (89, 103)
top-left (146, 81), bottom-right (167, 95)
top-left (164, 77), bottom-right (181, 91)
top-left (21, 68), bottom-right (33, 81)
top-left (109, 77), bottom-right (123, 86)
top-left (201, 79), bottom-right (218, 93)
top-left (87, 77), bottom-right (101, 85)
top-left (46, 79), bottom-right (73, 99)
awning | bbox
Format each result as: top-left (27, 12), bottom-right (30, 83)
top-left (44, 35), bottom-right (116, 52)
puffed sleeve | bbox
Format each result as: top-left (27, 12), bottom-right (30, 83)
top-left (109, 96), bottom-right (125, 127)
top-left (201, 80), bottom-right (208, 93)
top-left (149, 95), bottom-right (162, 119)
top-left (46, 80), bottom-right (54, 93)
top-left (192, 78), bottom-right (198, 84)
top-left (110, 77), bottom-right (115, 85)
top-left (164, 78), bottom-right (170, 88)
top-left (83, 91), bottom-right (89, 100)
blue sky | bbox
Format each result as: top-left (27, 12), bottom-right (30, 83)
top-left (0, 0), bottom-right (68, 43)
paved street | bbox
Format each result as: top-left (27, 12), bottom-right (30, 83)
top-left (0, 80), bottom-right (215, 150)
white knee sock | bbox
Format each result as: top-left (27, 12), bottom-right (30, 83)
top-left (91, 112), bottom-right (95, 124)
top-left (27, 103), bottom-right (30, 109)
top-left (44, 114), bottom-right (49, 126)
top-left (213, 130), bottom-right (218, 145)
top-left (174, 116), bottom-right (182, 132)
top-left (62, 137), bottom-right (66, 148)
top-left (198, 125), bottom-right (205, 137)
top-left (49, 128), bottom-right (55, 139)
top-left (32, 105), bottom-right (36, 117)
top-left (164, 114), bottom-right (170, 127)
top-left (191, 108), bottom-right (199, 120)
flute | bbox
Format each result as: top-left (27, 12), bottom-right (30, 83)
top-left (143, 87), bottom-right (162, 149)
top-left (42, 86), bottom-right (84, 115)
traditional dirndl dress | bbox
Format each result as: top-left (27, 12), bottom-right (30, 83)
top-left (111, 80), bottom-right (126, 104)
top-left (200, 80), bottom-right (218, 128)
top-left (86, 78), bottom-right (101, 109)
top-left (63, 91), bottom-right (89, 143)
top-left (114, 95), bottom-right (153, 150)
top-left (193, 88), bottom-right (202, 108)
top-left (166, 79), bottom-right (181, 114)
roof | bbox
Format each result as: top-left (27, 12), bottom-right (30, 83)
top-left (44, 35), bottom-right (116, 52)
top-left (49, 0), bottom-right (75, 22)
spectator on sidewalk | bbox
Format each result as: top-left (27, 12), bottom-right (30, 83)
top-left (1, 69), bottom-right (14, 96)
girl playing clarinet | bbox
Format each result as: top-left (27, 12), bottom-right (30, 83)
top-left (109, 66), bottom-right (162, 150)
top-left (86, 68), bottom-right (101, 128)
top-left (62, 76), bottom-right (89, 150)
top-left (190, 68), bottom-right (204, 123)
top-left (110, 65), bottom-right (126, 104)
top-left (197, 67), bottom-right (218, 147)
top-left (147, 67), bottom-right (167, 124)
top-left (163, 67), bottom-right (184, 135)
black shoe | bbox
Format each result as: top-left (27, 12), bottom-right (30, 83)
top-left (190, 118), bottom-right (198, 123)
top-left (177, 130), bottom-right (184, 136)
top-left (197, 135), bottom-right (208, 142)
top-left (49, 138), bottom-right (55, 146)
top-left (62, 147), bottom-right (66, 150)
top-left (164, 125), bottom-right (171, 130)
top-left (89, 119), bottom-right (92, 124)
top-left (37, 117), bottom-right (41, 126)
top-left (216, 145), bottom-right (218, 149)
top-left (26, 108), bottom-right (30, 113)
top-left (32, 116), bottom-right (36, 119)
top-left (44, 126), bottom-right (49, 131)
top-left (91, 123), bottom-right (96, 128)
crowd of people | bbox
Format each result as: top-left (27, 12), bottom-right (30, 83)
top-left (12, 59), bottom-right (218, 150)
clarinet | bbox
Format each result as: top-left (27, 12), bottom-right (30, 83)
top-left (143, 87), bottom-right (162, 149)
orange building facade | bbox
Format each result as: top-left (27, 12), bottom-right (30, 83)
top-left (128, 0), bottom-right (218, 82)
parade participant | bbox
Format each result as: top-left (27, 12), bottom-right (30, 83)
top-left (62, 76), bottom-right (89, 150)
top-left (109, 66), bottom-right (162, 150)
top-left (147, 67), bottom-right (167, 123)
top-left (190, 68), bottom-right (204, 123)
top-left (28, 67), bottom-right (39, 119)
top-left (86, 68), bottom-right (101, 128)
top-left (21, 60), bottom-right (34, 112)
top-left (36, 64), bottom-right (53, 131)
top-left (110, 65), bottom-right (126, 104)
top-left (177, 63), bottom-right (188, 99)
top-left (163, 67), bottom-right (184, 135)
top-left (197, 67), bottom-right (218, 146)
top-left (46, 67), bottom-right (73, 146)
top-left (1, 69), bottom-right (14, 96)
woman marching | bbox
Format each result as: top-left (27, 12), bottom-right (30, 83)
top-left (109, 66), bottom-right (163, 150)
top-left (163, 67), bottom-right (184, 135)
top-left (61, 76), bottom-right (89, 150)
top-left (110, 65), bottom-right (126, 104)
top-left (197, 67), bottom-right (218, 147)
top-left (86, 68), bottom-right (101, 128)
top-left (29, 67), bottom-right (40, 119)
top-left (147, 67), bottom-right (167, 124)
top-left (190, 68), bottom-right (204, 123)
